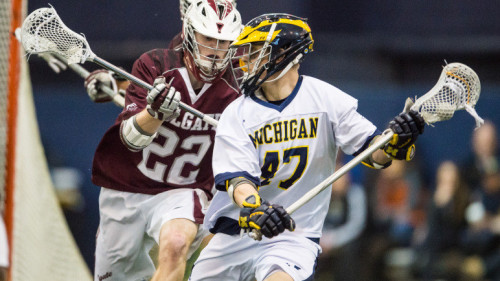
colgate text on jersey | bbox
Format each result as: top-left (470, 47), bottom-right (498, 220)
top-left (168, 111), bottom-right (221, 131)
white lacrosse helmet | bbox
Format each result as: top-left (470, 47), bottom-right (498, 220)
top-left (179, 0), bottom-right (237, 20)
top-left (182, 0), bottom-right (242, 82)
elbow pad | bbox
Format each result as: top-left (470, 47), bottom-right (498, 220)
top-left (120, 115), bottom-right (157, 151)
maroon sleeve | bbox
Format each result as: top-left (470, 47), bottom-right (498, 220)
top-left (168, 32), bottom-right (183, 50)
top-left (118, 53), bottom-right (160, 121)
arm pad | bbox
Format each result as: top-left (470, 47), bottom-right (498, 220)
top-left (120, 115), bottom-right (157, 151)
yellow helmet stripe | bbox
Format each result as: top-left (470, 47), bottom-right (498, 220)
top-left (233, 17), bottom-right (311, 47)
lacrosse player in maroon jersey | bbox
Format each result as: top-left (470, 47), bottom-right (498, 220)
top-left (90, 1), bottom-right (242, 281)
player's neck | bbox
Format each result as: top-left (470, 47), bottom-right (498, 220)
top-left (184, 55), bottom-right (204, 92)
top-left (261, 70), bottom-right (299, 102)
top-left (187, 68), bottom-right (204, 92)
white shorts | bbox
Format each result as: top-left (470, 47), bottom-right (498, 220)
top-left (189, 232), bottom-right (320, 281)
top-left (95, 187), bottom-right (210, 281)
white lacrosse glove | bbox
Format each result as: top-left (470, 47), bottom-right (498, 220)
top-left (84, 69), bottom-right (120, 103)
top-left (146, 76), bottom-right (181, 121)
top-left (38, 53), bottom-right (67, 73)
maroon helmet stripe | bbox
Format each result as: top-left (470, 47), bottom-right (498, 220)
top-left (223, 1), bottom-right (233, 17)
top-left (207, 0), bottom-right (217, 14)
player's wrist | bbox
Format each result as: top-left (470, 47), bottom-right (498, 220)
top-left (227, 177), bottom-right (259, 207)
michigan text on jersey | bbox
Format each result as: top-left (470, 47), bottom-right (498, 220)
top-left (249, 117), bottom-right (319, 148)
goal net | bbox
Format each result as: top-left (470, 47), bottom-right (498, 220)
top-left (1, 0), bottom-right (92, 280)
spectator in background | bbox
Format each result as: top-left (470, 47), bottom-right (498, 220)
top-left (414, 161), bottom-right (470, 280)
top-left (462, 120), bottom-right (500, 195)
top-left (316, 153), bottom-right (368, 281)
top-left (460, 120), bottom-right (500, 280)
top-left (372, 160), bottom-right (426, 246)
top-left (363, 159), bottom-right (427, 280)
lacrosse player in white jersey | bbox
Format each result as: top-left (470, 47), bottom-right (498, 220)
top-left (189, 13), bottom-right (425, 281)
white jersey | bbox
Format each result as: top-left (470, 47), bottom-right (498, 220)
top-left (206, 75), bottom-right (377, 238)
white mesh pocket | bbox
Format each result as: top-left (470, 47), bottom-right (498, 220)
top-left (21, 7), bottom-right (92, 64)
top-left (411, 62), bottom-right (483, 127)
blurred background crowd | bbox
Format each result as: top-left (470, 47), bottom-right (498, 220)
top-left (25, 0), bottom-right (500, 280)
top-left (317, 120), bottom-right (500, 281)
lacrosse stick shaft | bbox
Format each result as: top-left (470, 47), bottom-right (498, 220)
top-left (286, 129), bottom-right (394, 215)
top-left (93, 57), bottom-right (219, 127)
top-left (60, 57), bottom-right (125, 108)
top-left (43, 53), bottom-right (125, 107)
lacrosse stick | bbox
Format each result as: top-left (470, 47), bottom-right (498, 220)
top-left (20, 6), bottom-right (217, 127)
top-left (16, 26), bottom-right (125, 107)
top-left (248, 62), bottom-right (483, 240)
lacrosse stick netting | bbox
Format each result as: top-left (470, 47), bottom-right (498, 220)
top-left (20, 6), bottom-right (218, 127)
top-left (21, 7), bottom-right (92, 64)
top-left (411, 62), bottom-right (483, 128)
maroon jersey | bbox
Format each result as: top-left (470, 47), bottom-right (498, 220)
top-left (92, 48), bottom-right (240, 199)
top-left (168, 32), bottom-right (183, 50)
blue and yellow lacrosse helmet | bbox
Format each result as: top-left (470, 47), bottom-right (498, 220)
top-left (230, 13), bottom-right (314, 96)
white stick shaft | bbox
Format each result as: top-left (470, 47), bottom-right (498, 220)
top-left (285, 129), bottom-right (394, 215)
top-left (92, 57), bottom-right (219, 127)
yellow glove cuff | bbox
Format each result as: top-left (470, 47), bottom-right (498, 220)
top-left (241, 194), bottom-right (262, 209)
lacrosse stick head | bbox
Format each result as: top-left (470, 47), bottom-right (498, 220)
top-left (411, 62), bottom-right (483, 128)
top-left (20, 6), bottom-right (94, 64)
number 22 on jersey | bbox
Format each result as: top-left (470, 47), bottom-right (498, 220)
top-left (137, 126), bottom-right (211, 185)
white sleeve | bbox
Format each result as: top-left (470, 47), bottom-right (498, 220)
top-left (327, 91), bottom-right (377, 155)
top-left (212, 101), bottom-right (261, 190)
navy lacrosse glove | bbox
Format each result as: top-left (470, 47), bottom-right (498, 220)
top-left (383, 110), bottom-right (425, 161)
top-left (238, 194), bottom-right (295, 239)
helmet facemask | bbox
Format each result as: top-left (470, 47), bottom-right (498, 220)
top-left (231, 43), bottom-right (273, 95)
top-left (184, 27), bottom-right (232, 83)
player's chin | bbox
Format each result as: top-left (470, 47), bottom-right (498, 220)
top-left (201, 68), bottom-right (225, 81)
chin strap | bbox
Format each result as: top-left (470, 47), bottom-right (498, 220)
top-left (263, 53), bottom-right (303, 84)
